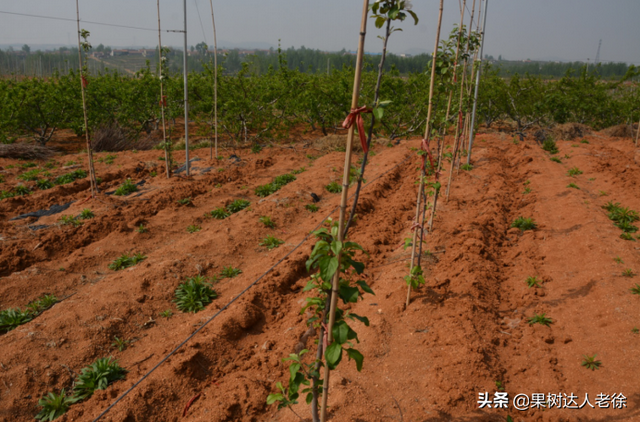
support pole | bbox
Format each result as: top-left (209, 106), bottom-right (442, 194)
top-left (75, 0), bottom-right (97, 198)
top-left (467, 0), bottom-right (489, 164)
top-left (157, 0), bottom-right (170, 178)
top-left (183, 0), bottom-right (190, 176)
top-left (208, 0), bottom-right (218, 159)
top-left (320, 4), bottom-right (369, 420)
top-left (406, 0), bottom-right (445, 309)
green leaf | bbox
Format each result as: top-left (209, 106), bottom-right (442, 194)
top-left (356, 280), bottom-right (375, 295)
top-left (339, 285), bottom-right (360, 303)
top-left (330, 241), bottom-right (343, 256)
top-left (319, 256), bottom-right (339, 282)
top-left (407, 10), bottom-right (419, 25)
top-left (333, 321), bottom-right (349, 344)
top-left (373, 107), bottom-right (384, 121)
top-left (346, 348), bottom-right (364, 371)
top-left (325, 342), bottom-right (342, 369)
top-left (266, 393), bottom-right (284, 405)
top-left (349, 313), bottom-right (370, 327)
top-left (375, 16), bottom-right (385, 28)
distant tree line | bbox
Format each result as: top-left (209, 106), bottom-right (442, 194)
top-left (0, 45), bottom-right (635, 80)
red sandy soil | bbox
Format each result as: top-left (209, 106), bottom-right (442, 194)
top-left (1, 131), bottom-right (639, 422)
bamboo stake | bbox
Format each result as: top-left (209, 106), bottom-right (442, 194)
top-left (344, 17), bottom-right (392, 238)
top-left (75, 0), bottom-right (97, 198)
top-left (427, 1), bottom-right (466, 232)
top-left (406, 0), bottom-right (445, 309)
top-left (208, 0), bottom-right (218, 160)
top-left (467, 0), bottom-right (489, 164)
top-left (157, 0), bottom-right (171, 178)
top-left (320, 2), bottom-right (369, 420)
top-left (445, 0), bottom-right (476, 202)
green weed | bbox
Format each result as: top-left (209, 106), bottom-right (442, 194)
top-left (108, 253), bottom-right (146, 271)
top-left (511, 217), bottom-right (537, 231)
top-left (220, 266), bottom-right (242, 278)
top-left (581, 354), bottom-right (601, 371)
top-left (631, 284), bottom-right (640, 295)
top-left (614, 256), bottom-right (624, 264)
top-left (528, 313), bottom-right (553, 326)
top-left (59, 215), bottom-right (82, 227)
top-left (174, 275), bottom-right (218, 313)
top-left (580, 139), bottom-right (589, 144)
top-left (187, 224), bottom-right (201, 233)
top-left (111, 336), bottom-right (130, 352)
top-left (73, 357), bottom-right (127, 401)
top-left (79, 209), bottom-right (94, 220)
top-left (526, 276), bottom-right (541, 288)
top-left (160, 309), bottom-right (173, 318)
top-left (54, 169), bottom-right (87, 185)
top-left (0, 308), bottom-right (33, 333)
top-left (567, 167), bottom-right (583, 177)
top-left (622, 269), bottom-right (636, 277)
top-left (542, 139), bottom-right (559, 154)
top-left (136, 224), bottom-right (148, 233)
top-left (228, 199), bottom-right (250, 213)
top-left (326, 181), bottom-right (342, 193)
top-left (523, 187), bottom-right (532, 194)
top-left (36, 179), bottom-right (54, 190)
top-left (567, 183), bottom-right (580, 189)
top-left (18, 168), bottom-right (42, 181)
top-left (260, 235), bottom-right (284, 250)
top-left (259, 216), bottom-right (276, 228)
top-left (114, 179), bottom-right (138, 196)
top-left (35, 389), bottom-right (75, 421)
top-left (14, 185), bottom-right (31, 196)
top-left (305, 204), bottom-right (319, 212)
top-left (177, 197), bottom-right (192, 206)
top-left (460, 163), bottom-right (473, 171)
top-left (207, 207), bottom-right (230, 220)
top-left (550, 157), bottom-right (562, 163)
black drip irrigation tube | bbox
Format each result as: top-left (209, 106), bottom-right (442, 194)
top-left (93, 151), bottom-right (415, 421)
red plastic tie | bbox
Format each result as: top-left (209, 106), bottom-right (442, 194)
top-left (182, 392), bottom-right (202, 417)
top-left (342, 106), bottom-right (372, 153)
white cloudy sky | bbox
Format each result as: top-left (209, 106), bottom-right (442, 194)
top-left (0, 0), bottom-right (639, 63)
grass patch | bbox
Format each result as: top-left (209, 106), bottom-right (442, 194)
top-left (186, 224), bottom-right (202, 233)
top-left (36, 179), bottom-right (54, 190)
top-left (174, 275), bottom-right (218, 313)
top-left (108, 253), bottom-right (146, 271)
top-left (59, 215), bottom-right (82, 227)
top-left (114, 179), bottom-right (138, 196)
top-left (550, 157), bottom-right (562, 163)
top-left (260, 235), bottom-right (284, 250)
top-left (177, 197), bottom-right (192, 206)
top-left (259, 216), bottom-right (275, 228)
top-left (325, 181), bottom-right (342, 193)
top-left (228, 199), bottom-right (250, 213)
top-left (528, 313), bottom-right (553, 326)
top-left (206, 207), bottom-right (230, 220)
top-left (0, 308), bottom-right (33, 333)
top-left (460, 163), bottom-right (473, 171)
top-left (79, 209), bottom-right (95, 220)
top-left (35, 389), bottom-right (75, 421)
top-left (526, 276), bottom-right (541, 288)
top-left (581, 354), bottom-right (601, 371)
top-left (305, 204), bottom-right (319, 212)
top-left (73, 357), bottom-right (127, 401)
top-left (511, 217), bottom-right (537, 231)
top-left (18, 168), bottom-right (42, 181)
top-left (254, 173), bottom-right (297, 198)
top-left (567, 183), bottom-right (580, 189)
top-left (220, 266), bottom-right (242, 278)
top-left (567, 167), bottom-right (583, 177)
top-left (542, 138), bottom-right (559, 154)
top-left (54, 169), bottom-right (87, 185)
